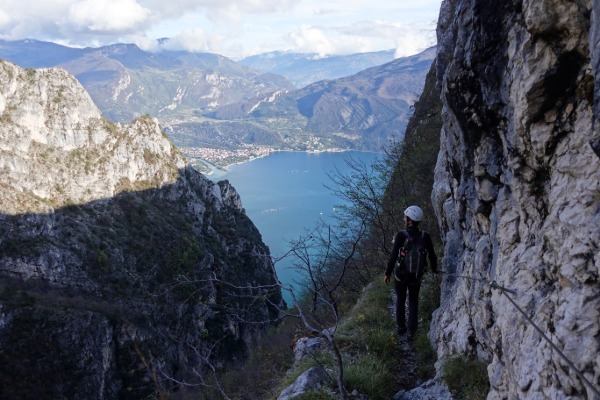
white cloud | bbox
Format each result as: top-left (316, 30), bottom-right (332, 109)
top-left (287, 27), bottom-right (378, 57)
top-left (0, 0), bottom-right (65, 39)
top-left (142, 0), bottom-right (299, 23)
top-left (0, 0), bottom-right (441, 57)
top-left (335, 20), bottom-right (436, 57)
top-left (159, 28), bottom-right (225, 53)
top-left (288, 26), bottom-right (335, 57)
top-left (312, 8), bottom-right (337, 16)
top-left (68, 0), bottom-right (152, 33)
top-left (285, 18), bottom-right (436, 57)
top-left (126, 33), bottom-right (160, 52)
top-left (0, 9), bottom-right (10, 31)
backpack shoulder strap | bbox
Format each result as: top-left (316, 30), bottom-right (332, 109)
top-left (401, 230), bottom-right (413, 251)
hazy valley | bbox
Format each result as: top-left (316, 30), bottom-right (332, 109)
top-left (0, 40), bottom-right (433, 169)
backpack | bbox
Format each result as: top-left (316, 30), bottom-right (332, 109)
top-left (394, 229), bottom-right (428, 279)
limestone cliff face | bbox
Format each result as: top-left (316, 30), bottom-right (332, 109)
top-left (0, 60), bottom-right (283, 399)
top-left (593, 0), bottom-right (600, 152)
top-left (432, 1), bottom-right (599, 399)
top-left (0, 61), bottom-right (185, 214)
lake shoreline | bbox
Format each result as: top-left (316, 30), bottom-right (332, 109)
top-left (203, 148), bottom-right (381, 179)
top-left (216, 150), bottom-right (382, 303)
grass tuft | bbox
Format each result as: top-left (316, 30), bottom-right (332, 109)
top-left (441, 354), bottom-right (490, 400)
top-left (344, 354), bottom-right (396, 399)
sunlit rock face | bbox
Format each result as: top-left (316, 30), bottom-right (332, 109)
top-left (431, 1), bottom-right (599, 399)
top-left (0, 61), bottom-right (187, 214)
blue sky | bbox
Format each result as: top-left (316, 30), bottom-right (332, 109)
top-left (0, 0), bottom-right (442, 59)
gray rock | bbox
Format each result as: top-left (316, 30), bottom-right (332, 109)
top-left (591, 0), bottom-right (600, 157)
top-left (394, 379), bottom-right (453, 400)
top-left (293, 336), bottom-right (327, 363)
top-left (277, 366), bottom-right (330, 400)
top-left (431, 0), bottom-right (600, 399)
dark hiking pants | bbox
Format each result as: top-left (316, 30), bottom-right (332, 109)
top-left (394, 274), bottom-right (421, 334)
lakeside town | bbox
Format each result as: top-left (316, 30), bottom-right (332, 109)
top-left (180, 146), bottom-right (275, 173)
top-left (179, 145), bottom-right (354, 174)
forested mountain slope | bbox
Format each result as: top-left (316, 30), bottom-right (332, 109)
top-left (187, 48), bottom-right (435, 153)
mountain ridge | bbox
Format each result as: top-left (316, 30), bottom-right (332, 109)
top-left (0, 39), bottom-right (296, 123)
top-left (239, 48), bottom-right (400, 88)
top-left (175, 48), bottom-right (435, 159)
top-left (0, 39), bottom-right (433, 163)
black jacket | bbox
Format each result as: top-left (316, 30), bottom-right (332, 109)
top-left (385, 226), bottom-right (438, 277)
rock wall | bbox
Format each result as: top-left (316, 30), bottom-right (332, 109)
top-left (0, 60), bottom-right (284, 399)
top-left (593, 0), bottom-right (600, 154)
top-left (431, 0), bottom-right (599, 399)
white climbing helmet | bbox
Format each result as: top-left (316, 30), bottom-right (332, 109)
top-left (404, 205), bottom-right (424, 222)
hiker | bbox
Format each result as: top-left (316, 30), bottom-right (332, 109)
top-left (384, 205), bottom-right (438, 340)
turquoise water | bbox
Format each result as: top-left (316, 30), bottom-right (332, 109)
top-left (213, 151), bottom-right (381, 303)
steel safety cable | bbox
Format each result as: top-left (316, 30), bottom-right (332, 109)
top-left (490, 281), bottom-right (600, 399)
top-left (440, 271), bottom-right (600, 398)
top-left (440, 271), bottom-right (492, 284)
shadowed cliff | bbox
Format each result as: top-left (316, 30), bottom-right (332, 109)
top-left (0, 59), bottom-right (283, 399)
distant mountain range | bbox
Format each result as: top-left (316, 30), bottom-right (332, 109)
top-left (0, 39), bottom-right (294, 123)
top-left (188, 47), bottom-right (436, 152)
top-left (0, 39), bottom-right (434, 154)
top-left (239, 50), bottom-right (398, 88)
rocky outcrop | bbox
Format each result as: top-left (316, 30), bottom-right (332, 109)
top-left (394, 380), bottom-right (452, 400)
top-left (0, 62), bottom-right (183, 214)
top-left (0, 60), bottom-right (284, 399)
top-left (277, 367), bottom-right (330, 400)
top-left (431, 1), bottom-right (599, 399)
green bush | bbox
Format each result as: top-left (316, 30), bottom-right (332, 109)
top-left (339, 314), bottom-right (396, 359)
top-left (96, 250), bottom-right (110, 269)
top-left (441, 354), bottom-right (490, 400)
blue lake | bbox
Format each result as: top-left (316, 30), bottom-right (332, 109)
top-left (211, 151), bottom-right (381, 304)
